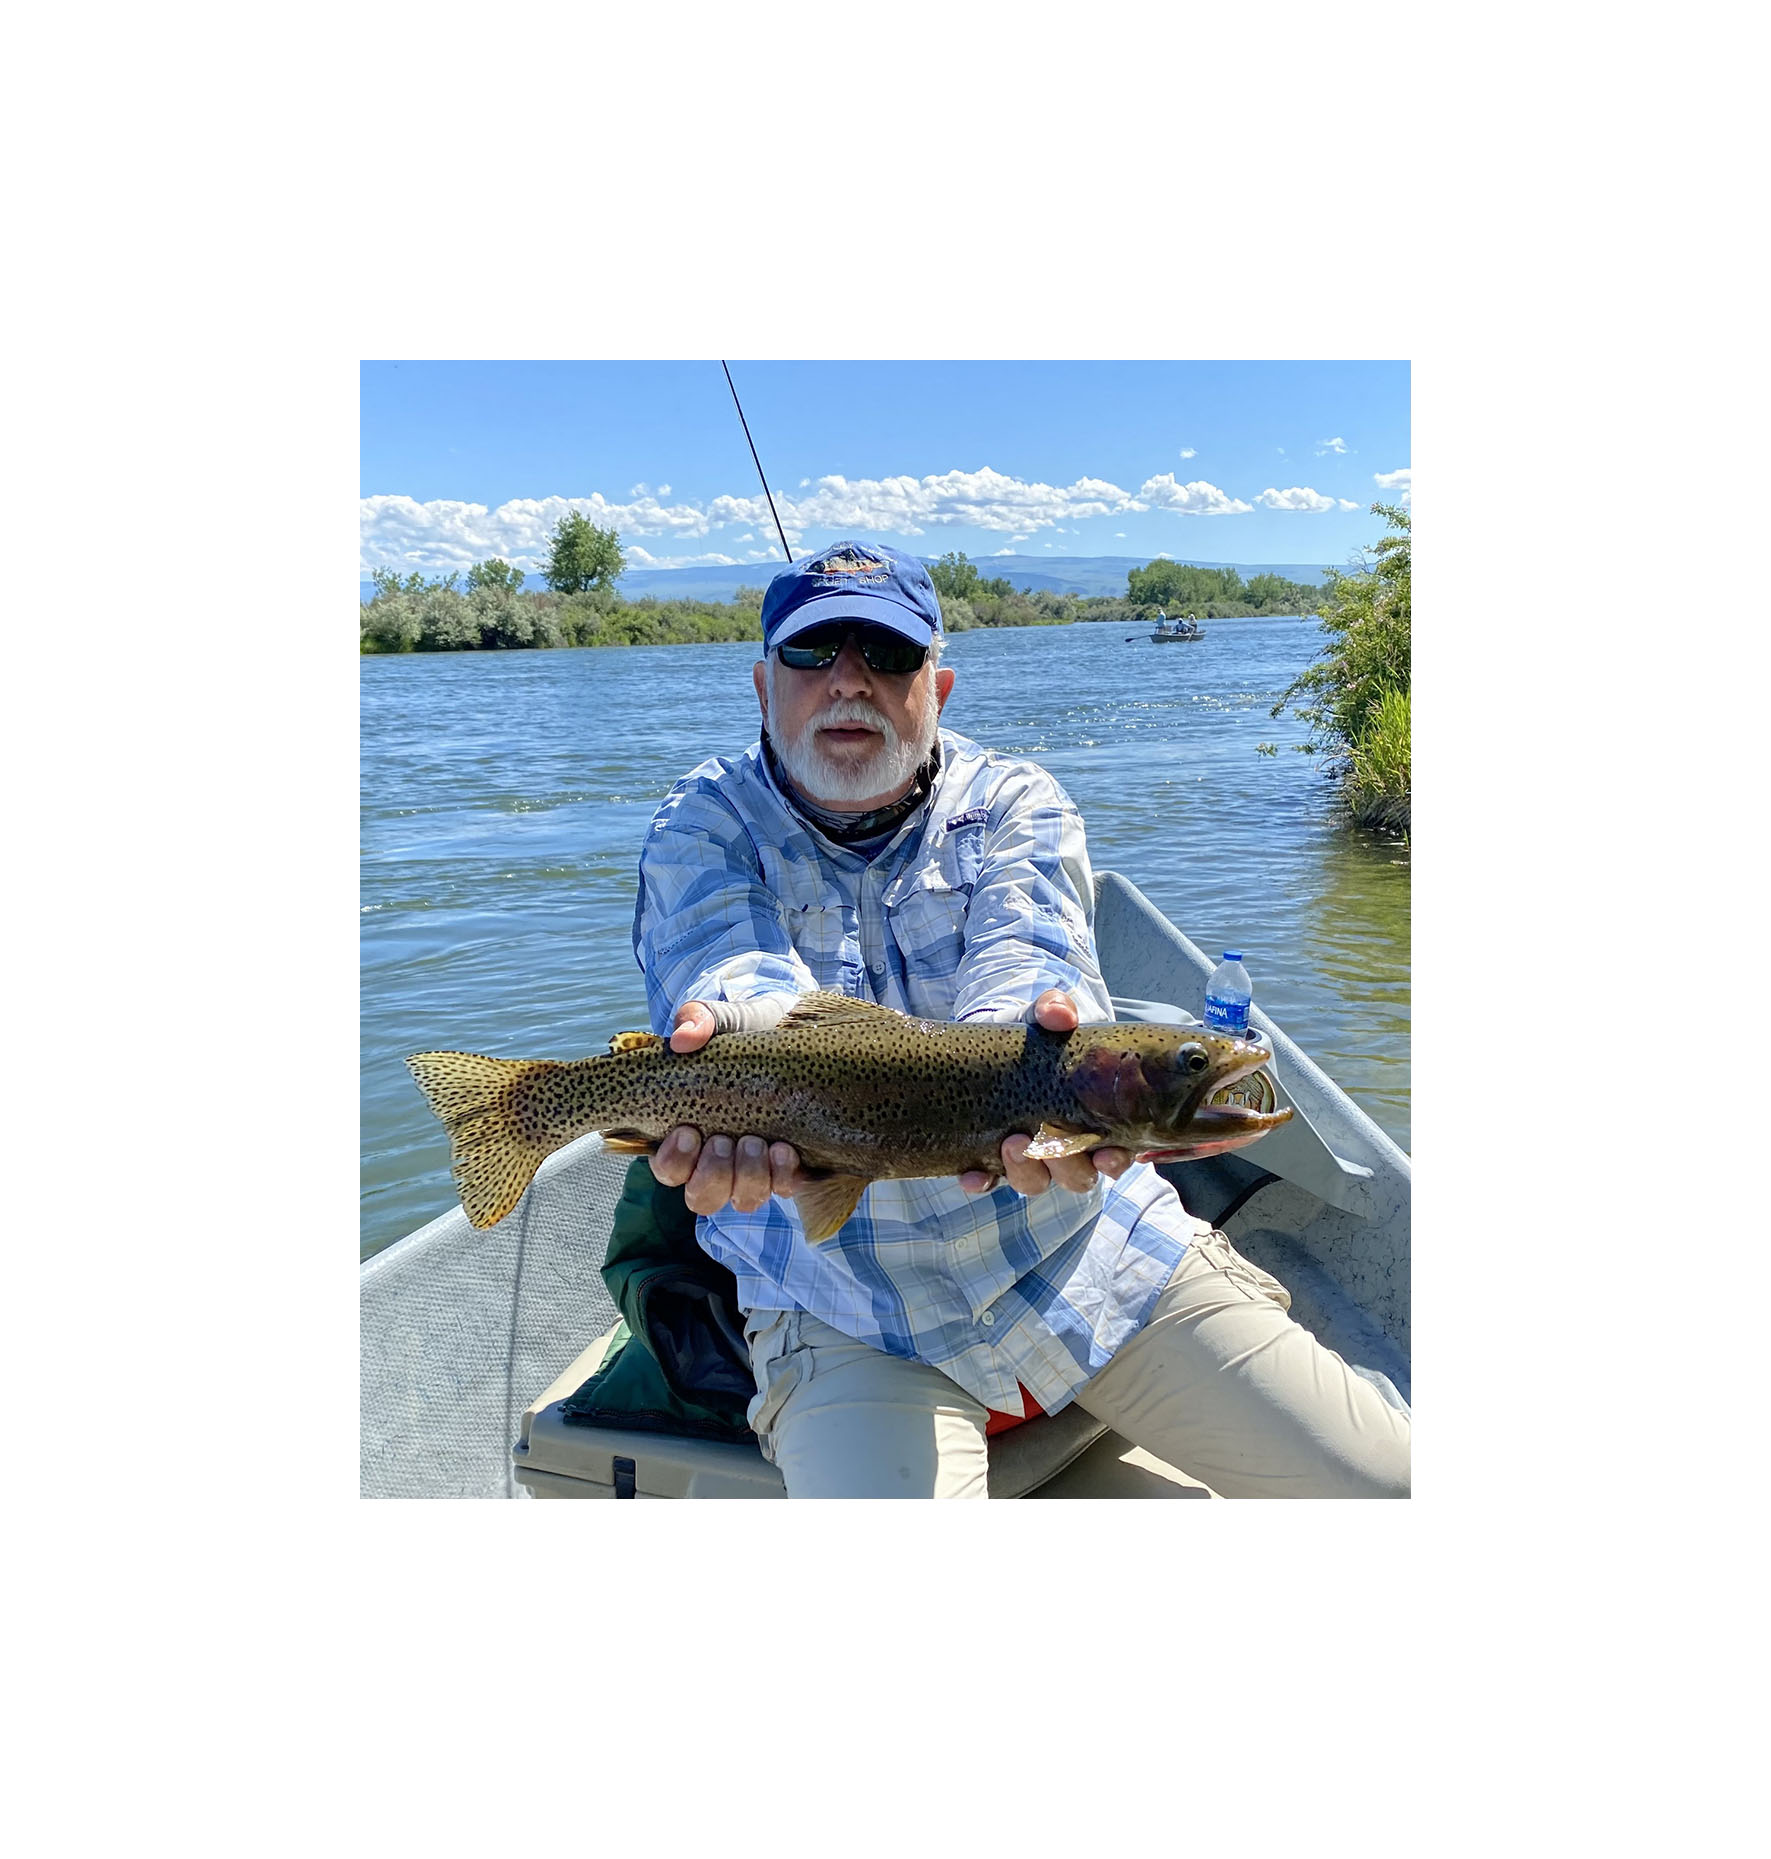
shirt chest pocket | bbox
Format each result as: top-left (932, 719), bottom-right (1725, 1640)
top-left (789, 901), bottom-right (864, 993)
top-left (885, 860), bottom-right (975, 1011)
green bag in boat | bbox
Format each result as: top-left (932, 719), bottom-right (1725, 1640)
top-left (558, 1157), bottom-right (756, 1444)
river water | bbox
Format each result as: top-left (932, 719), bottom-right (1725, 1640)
top-left (361, 617), bottom-right (1410, 1258)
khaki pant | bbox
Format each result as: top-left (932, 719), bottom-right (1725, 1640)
top-left (744, 1230), bottom-right (1410, 1499)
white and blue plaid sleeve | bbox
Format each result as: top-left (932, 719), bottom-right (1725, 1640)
top-left (632, 766), bottom-right (817, 1037)
top-left (949, 767), bottom-right (1113, 1026)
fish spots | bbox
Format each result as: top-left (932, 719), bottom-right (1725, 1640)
top-left (408, 1013), bottom-right (1284, 1230)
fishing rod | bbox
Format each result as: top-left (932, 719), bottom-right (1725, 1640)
top-left (721, 360), bottom-right (792, 564)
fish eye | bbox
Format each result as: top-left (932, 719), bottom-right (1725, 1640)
top-left (1179, 1042), bottom-right (1210, 1075)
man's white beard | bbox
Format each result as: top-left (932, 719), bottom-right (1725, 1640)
top-left (765, 666), bottom-right (940, 806)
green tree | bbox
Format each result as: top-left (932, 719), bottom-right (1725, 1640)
top-left (467, 557), bottom-right (527, 594)
top-left (929, 551), bottom-right (981, 601)
top-left (370, 567), bottom-right (429, 600)
top-left (543, 513), bottom-right (625, 594)
top-left (1127, 557), bottom-right (1318, 618)
top-left (1127, 559), bottom-right (1225, 609)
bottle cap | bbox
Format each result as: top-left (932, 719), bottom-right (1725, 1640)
top-left (1222, 951), bottom-right (1243, 962)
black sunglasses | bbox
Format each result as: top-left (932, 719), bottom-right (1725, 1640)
top-left (775, 624), bottom-right (929, 676)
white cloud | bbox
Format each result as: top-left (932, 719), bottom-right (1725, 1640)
top-left (361, 463), bottom-right (1231, 574)
top-left (1253, 486), bottom-right (1339, 512)
top-left (1338, 499), bottom-right (1359, 510)
top-left (1179, 447), bottom-right (1196, 459)
top-left (624, 545), bottom-right (747, 570)
top-left (1137, 474), bottom-right (1252, 516)
top-left (1115, 532), bottom-right (1125, 538)
top-left (777, 465), bottom-right (1148, 539)
top-left (1316, 437), bottom-right (1348, 455)
top-left (359, 491), bottom-right (723, 574)
top-left (1374, 466), bottom-right (1412, 506)
top-left (993, 547), bottom-right (1013, 555)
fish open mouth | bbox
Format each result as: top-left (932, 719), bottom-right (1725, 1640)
top-left (1134, 1066), bottom-right (1293, 1163)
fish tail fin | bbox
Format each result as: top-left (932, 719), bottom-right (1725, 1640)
top-left (406, 1050), bottom-right (561, 1230)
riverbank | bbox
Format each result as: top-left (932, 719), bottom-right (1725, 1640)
top-left (360, 582), bottom-right (1319, 655)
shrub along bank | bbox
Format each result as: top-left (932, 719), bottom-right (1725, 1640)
top-left (1270, 503), bottom-right (1411, 836)
top-left (358, 571), bottom-right (1140, 653)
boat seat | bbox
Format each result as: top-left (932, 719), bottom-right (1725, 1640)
top-left (515, 1324), bottom-right (1110, 1499)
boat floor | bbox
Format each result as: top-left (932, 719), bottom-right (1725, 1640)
top-left (1026, 1431), bottom-right (1216, 1499)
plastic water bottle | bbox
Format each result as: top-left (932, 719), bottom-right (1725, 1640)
top-left (1204, 951), bottom-right (1253, 1036)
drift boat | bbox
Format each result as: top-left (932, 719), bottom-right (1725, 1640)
top-left (360, 871), bottom-right (1410, 1499)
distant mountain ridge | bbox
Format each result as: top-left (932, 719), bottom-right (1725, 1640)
top-left (360, 552), bottom-right (1331, 605)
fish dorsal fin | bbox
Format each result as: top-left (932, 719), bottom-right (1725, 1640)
top-left (608, 1030), bottom-right (666, 1055)
top-left (778, 991), bottom-right (911, 1034)
top-left (1022, 1122), bottom-right (1106, 1161)
top-left (793, 1172), bottom-right (872, 1244)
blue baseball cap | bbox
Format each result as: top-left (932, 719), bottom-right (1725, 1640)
top-left (760, 541), bottom-right (944, 654)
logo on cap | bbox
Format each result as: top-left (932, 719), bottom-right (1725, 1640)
top-left (808, 545), bottom-right (888, 584)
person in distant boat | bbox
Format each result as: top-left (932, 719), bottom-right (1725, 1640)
top-left (632, 540), bottom-right (1410, 1499)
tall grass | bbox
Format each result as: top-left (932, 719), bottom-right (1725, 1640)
top-left (1346, 686), bottom-right (1410, 832)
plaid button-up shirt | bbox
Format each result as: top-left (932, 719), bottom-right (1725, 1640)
top-left (630, 728), bottom-right (1208, 1417)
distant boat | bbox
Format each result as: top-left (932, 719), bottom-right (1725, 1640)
top-left (1148, 611), bottom-right (1205, 644)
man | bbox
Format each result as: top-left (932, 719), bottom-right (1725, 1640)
top-left (633, 541), bottom-right (1409, 1498)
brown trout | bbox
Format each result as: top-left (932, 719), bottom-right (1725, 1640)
top-left (407, 990), bottom-right (1292, 1241)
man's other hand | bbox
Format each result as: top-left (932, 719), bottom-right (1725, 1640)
top-left (957, 989), bottom-right (1132, 1196)
top-left (649, 1001), bottom-right (805, 1214)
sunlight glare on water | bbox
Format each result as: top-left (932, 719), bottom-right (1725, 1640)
top-left (360, 617), bottom-right (1409, 1257)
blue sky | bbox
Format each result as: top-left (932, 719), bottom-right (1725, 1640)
top-left (360, 360), bottom-right (1410, 577)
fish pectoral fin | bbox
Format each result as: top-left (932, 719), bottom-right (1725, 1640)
top-left (1022, 1123), bottom-right (1105, 1161)
top-left (792, 1172), bottom-right (872, 1244)
top-left (607, 1030), bottom-right (667, 1055)
top-left (778, 991), bottom-right (913, 1033)
top-left (599, 1130), bottom-right (661, 1155)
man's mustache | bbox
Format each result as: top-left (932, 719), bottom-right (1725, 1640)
top-left (807, 701), bottom-right (897, 746)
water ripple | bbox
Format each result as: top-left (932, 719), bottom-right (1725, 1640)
top-left (361, 618), bottom-right (1408, 1256)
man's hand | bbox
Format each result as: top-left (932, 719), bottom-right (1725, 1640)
top-left (957, 988), bottom-right (1132, 1197)
top-left (648, 1000), bottom-right (806, 1215)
